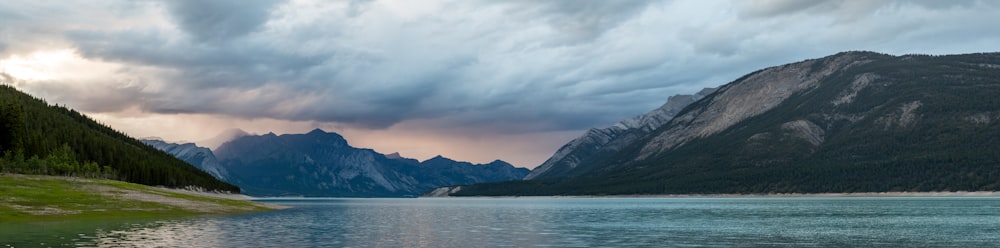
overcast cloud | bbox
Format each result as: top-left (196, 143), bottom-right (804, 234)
top-left (2, 0), bottom-right (999, 167)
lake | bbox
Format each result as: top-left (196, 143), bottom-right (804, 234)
top-left (4, 197), bottom-right (1000, 247)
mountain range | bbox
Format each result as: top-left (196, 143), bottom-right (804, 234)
top-left (144, 129), bottom-right (528, 197)
top-left (447, 51), bottom-right (1000, 196)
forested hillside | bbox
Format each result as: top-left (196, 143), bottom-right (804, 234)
top-left (0, 85), bottom-right (238, 192)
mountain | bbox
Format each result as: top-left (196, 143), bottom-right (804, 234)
top-left (207, 129), bottom-right (527, 197)
top-left (0, 85), bottom-right (238, 192)
top-left (141, 139), bottom-right (229, 181)
top-left (450, 51), bottom-right (1000, 196)
top-left (418, 156), bottom-right (530, 186)
top-left (524, 87), bottom-right (715, 180)
top-left (213, 129), bottom-right (413, 197)
top-left (198, 128), bottom-right (250, 150)
top-left (385, 152), bottom-right (407, 160)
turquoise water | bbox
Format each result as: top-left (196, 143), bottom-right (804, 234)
top-left (4, 197), bottom-right (1000, 247)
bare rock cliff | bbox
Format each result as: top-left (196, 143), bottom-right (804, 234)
top-left (636, 52), bottom-right (872, 160)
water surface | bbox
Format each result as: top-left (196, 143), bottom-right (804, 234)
top-left (5, 197), bottom-right (1000, 247)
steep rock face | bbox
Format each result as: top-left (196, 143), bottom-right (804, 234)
top-left (525, 87), bottom-right (716, 180)
top-left (453, 51), bottom-right (1000, 196)
top-left (141, 139), bottom-right (230, 181)
top-left (636, 53), bottom-right (871, 160)
top-left (780, 120), bottom-right (825, 146)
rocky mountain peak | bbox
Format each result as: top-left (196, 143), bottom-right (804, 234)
top-left (425, 155), bottom-right (456, 164)
top-left (487, 160), bottom-right (511, 166)
top-left (385, 152), bottom-right (404, 160)
top-left (524, 87), bottom-right (717, 180)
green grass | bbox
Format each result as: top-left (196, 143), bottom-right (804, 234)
top-left (0, 174), bottom-right (275, 222)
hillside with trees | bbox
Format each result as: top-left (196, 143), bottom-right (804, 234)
top-left (452, 51), bottom-right (1000, 196)
top-left (0, 85), bottom-right (238, 192)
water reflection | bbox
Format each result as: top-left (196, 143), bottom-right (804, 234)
top-left (5, 197), bottom-right (1000, 247)
top-left (89, 219), bottom-right (228, 247)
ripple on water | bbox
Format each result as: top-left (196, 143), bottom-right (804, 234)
top-left (5, 197), bottom-right (1000, 247)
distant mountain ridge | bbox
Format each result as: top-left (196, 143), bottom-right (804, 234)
top-left (450, 51), bottom-right (1000, 196)
top-left (148, 129), bottom-right (528, 197)
top-left (141, 139), bottom-right (229, 181)
top-left (419, 155), bottom-right (529, 186)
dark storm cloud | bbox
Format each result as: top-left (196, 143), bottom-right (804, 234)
top-left (163, 0), bottom-right (281, 42)
top-left (2, 0), bottom-right (721, 131)
top-left (6, 0), bottom-right (1000, 134)
top-left (739, 0), bottom-right (830, 18)
top-left (487, 0), bottom-right (654, 45)
top-left (739, 0), bottom-right (984, 19)
top-left (70, 28), bottom-right (326, 89)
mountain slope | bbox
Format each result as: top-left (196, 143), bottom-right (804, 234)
top-left (141, 139), bottom-right (230, 181)
top-left (525, 87), bottom-right (715, 180)
top-left (0, 85), bottom-right (238, 192)
top-left (453, 51), bottom-right (1000, 196)
top-left (213, 129), bottom-right (528, 197)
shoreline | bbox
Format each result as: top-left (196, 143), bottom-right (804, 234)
top-left (0, 174), bottom-right (287, 222)
top-left (152, 186), bottom-right (262, 201)
top-left (150, 186), bottom-right (290, 209)
top-left (426, 191), bottom-right (1000, 198)
top-left (566, 191), bottom-right (1000, 198)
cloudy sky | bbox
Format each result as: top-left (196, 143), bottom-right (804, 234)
top-left (2, 0), bottom-right (999, 168)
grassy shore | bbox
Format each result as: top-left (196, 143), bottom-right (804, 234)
top-left (0, 174), bottom-right (285, 222)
